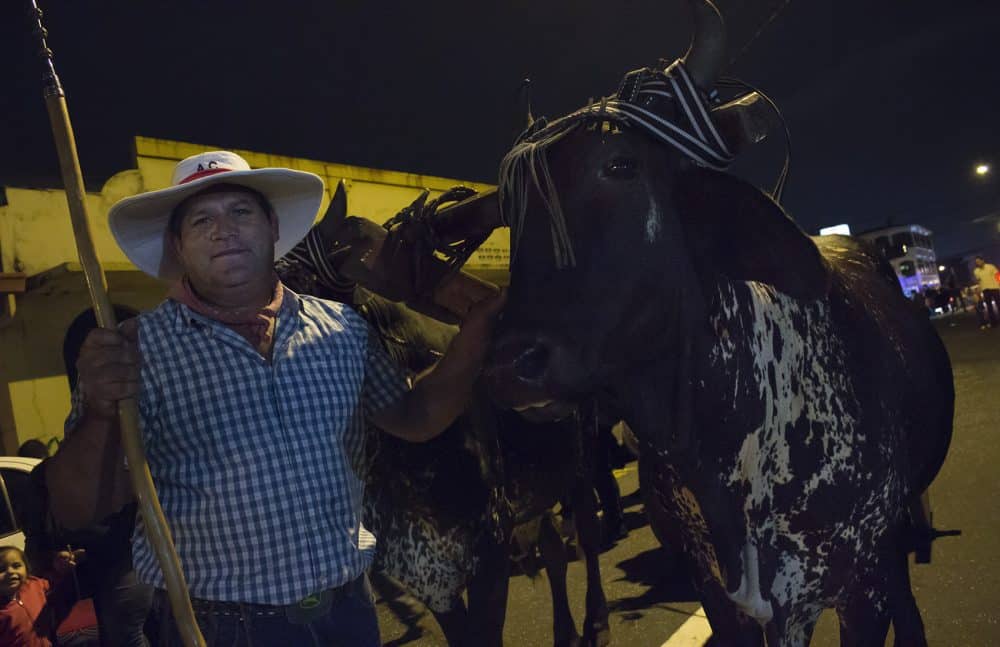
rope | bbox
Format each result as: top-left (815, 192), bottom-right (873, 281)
top-left (381, 186), bottom-right (487, 295)
top-left (727, 0), bottom-right (797, 69)
top-left (421, 186), bottom-right (485, 272)
top-left (283, 228), bottom-right (356, 295)
top-left (283, 186), bottom-right (485, 302)
top-left (716, 76), bottom-right (793, 203)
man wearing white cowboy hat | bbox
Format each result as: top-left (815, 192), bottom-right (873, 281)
top-left (45, 151), bottom-right (505, 646)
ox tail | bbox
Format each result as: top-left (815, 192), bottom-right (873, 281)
top-left (904, 490), bottom-right (962, 564)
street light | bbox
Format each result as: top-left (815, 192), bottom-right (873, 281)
top-left (975, 163), bottom-right (991, 177)
top-left (939, 265), bottom-right (946, 272)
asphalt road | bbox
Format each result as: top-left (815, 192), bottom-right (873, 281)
top-left (374, 312), bottom-right (1000, 646)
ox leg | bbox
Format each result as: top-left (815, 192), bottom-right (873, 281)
top-left (699, 581), bottom-right (764, 647)
top-left (889, 541), bottom-right (928, 647)
top-left (430, 602), bottom-right (470, 646)
top-left (762, 605), bottom-right (822, 647)
top-left (594, 427), bottom-right (626, 546)
top-left (836, 591), bottom-right (891, 647)
top-left (538, 511), bottom-right (582, 647)
top-left (466, 534), bottom-right (510, 647)
top-left (840, 528), bottom-right (926, 647)
top-left (569, 484), bottom-right (611, 647)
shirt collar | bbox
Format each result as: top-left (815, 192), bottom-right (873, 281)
top-left (170, 281), bottom-right (304, 334)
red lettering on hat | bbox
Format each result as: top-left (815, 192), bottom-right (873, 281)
top-left (179, 168), bottom-right (232, 184)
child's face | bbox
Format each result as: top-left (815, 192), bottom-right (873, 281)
top-left (0, 551), bottom-right (27, 597)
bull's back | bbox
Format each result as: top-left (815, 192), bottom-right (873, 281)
top-left (815, 235), bottom-right (954, 494)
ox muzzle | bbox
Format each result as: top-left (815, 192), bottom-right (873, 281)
top-left (485, 330), bottom-right (589, 422)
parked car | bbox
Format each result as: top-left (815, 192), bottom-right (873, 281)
top-left (0, 455), bottom-right (42, 550)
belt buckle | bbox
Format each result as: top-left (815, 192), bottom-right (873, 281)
top-left (285, 588), bottom-right (333, 625)
top-left (298, 593), bottom-right (322, 610)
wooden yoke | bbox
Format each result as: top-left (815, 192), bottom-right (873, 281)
top-left (333, 188), bottom-right (504, 324)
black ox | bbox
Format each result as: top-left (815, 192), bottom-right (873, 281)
top-left (484, 1), bottom-right (954, 645)
top-left (276, 185), bottom-right (615, 647)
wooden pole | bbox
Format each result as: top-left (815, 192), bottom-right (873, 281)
top-left (28, 4), bottom-right (205, 646)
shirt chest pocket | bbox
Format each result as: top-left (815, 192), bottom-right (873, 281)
top-left (274, 339), bottom-right (366, 437)
top-left (153, 362), bottom-right (283, 465)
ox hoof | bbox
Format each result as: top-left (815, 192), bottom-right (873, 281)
top-left (554, 633), bottom-right (581, 647)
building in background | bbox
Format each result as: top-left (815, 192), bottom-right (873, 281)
top-left (0, 136), bottom-right (506, 453)
top-left (856, 224), bottom-right (940, 297)
top-left (818, 223), bottom-right (851, 236)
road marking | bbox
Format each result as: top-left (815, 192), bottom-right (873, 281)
top-left (660, 606), bottom-right (712, 646)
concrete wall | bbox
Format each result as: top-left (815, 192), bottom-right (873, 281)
top-left (0, 136), bottom-right (508, 453)
top-left (0, 269), bottom-right (164, 453)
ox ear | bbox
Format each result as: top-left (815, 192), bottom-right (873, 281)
top-left (674, 167), bottom-right (830, 300)
top-left (315, 179), bottom-right (348, 242)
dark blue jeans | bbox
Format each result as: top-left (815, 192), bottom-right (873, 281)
top-left (149, 574), bottom-right (380, 647)
top-left (95, 567), bottom-right (153, 647)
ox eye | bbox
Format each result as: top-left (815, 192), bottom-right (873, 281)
top-left (602, 157), bottom-right (638, 180)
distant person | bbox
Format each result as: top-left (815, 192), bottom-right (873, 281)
top-left (973, 256), bottom-right (1000, 329)
top-left (17, 440), bottom-right (49, 459)
top-left (922, 288), bottom-right (937, 312)
top-left (960, 286), bottom-right (976, 313)
top-left (943, 271), bottom-right (966, 311)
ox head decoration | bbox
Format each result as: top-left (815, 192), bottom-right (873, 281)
top-left (486, 0), bottom-right (830, 430)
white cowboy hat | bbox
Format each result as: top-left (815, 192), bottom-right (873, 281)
top-left (108, 150), bottom-right (325, 279)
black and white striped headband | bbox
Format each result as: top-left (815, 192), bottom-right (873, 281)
top-left (517, 59), bottom-right (734, 171)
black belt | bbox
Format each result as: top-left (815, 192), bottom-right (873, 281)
top-left (154, 574), bottom-right (362, 620)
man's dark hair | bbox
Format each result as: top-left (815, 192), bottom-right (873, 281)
top-left (168, 183), bottom-right (275, 237)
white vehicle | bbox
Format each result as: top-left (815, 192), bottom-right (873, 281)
top-left (0, 456), bottom-right (43, 550)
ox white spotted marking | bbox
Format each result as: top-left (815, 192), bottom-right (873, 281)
top-left (644, 197), bottom-right (662, 243)
top-left (727, 542), bottom-right (773, 623)
top-left (705, 280), bottom-right (903, 638)
top-left (364, 499), bottom-right (479, 613)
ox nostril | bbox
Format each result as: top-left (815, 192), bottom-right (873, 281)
top-left (513, 344), bottom-right (550, 382)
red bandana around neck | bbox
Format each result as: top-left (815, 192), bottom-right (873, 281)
top-left (168, 276), bottom-right (285, 355)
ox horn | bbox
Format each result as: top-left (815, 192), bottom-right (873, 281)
top-left (681, 0), bottom-right (727, 91)
top-left (519, 78), bottom-right (535, 128)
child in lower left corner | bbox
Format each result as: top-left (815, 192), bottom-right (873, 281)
top-left (0, 545), bottom-right (84, 646)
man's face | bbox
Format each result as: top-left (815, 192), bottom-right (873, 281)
top-left (0, 550), bottom-right (27, 597)
top-left (172, 189), bottom-right (279, 294)
top-left (976, 258), bottom-right (985, 268)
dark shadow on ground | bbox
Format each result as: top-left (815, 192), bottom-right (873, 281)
top-left (372, 571), bottom-right (433, 646)
top-left (610, 545), bottom-right (700, 614)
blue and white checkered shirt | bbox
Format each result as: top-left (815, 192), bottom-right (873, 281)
top-left (65, 286), bottom-right (409, 604)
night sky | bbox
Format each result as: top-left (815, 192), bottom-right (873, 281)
top-left (2, 0), bottom-right (999, 258)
